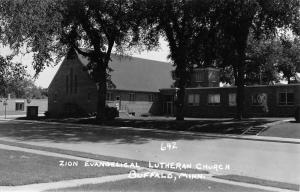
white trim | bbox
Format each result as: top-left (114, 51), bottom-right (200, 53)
top-left (186, 83), bottom-right (300, 90)
top-left (14, 100), bottom-right (25, 103)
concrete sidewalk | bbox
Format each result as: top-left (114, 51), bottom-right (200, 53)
top-left (0, 114), bottom-right (45, 120)
top-left (0, 115), bottom-right (26, 120)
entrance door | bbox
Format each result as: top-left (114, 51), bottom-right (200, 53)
top-left (166, 101), bottom-right (173, 115)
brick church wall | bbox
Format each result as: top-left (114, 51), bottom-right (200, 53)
top-left (184, 84), bottom-right (298, 118)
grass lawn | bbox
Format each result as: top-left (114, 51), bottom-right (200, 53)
top-left (45, 178), bottom-right (271, 192)
top-left (29, 117), bottom-right (275, 135)
top-left (214, 174), bottom-right (299, 191)
top-left (260, 121), bottom-right (300, 139)
top-left (0, 149), bottom-right (130, 186)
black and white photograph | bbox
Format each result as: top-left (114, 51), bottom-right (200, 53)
top-left (0, 0), bottom-right (300, 191)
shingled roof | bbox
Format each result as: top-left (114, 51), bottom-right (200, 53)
top-left (77, 53), bottom-right (174, 92)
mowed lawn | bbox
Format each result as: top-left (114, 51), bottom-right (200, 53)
top-left (43, 117), bottom-right (275, 135)
top-left (46, 178), bottom-right (271, 192)
top-left (260, 121), bottom-right (300, 139)
top-left (0, 149), bottom-right (130, 186)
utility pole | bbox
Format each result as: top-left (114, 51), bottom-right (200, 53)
top-left (3, 99), bottom-right (7, 119)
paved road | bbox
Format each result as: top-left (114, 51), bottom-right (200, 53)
top-left (0, 120), bottom-right (299, 185)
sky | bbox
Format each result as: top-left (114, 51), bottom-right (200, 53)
top-left (0, 39), bottom-right (170, 88)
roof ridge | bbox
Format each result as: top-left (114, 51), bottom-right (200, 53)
top-left (75, 49), bottom-right (170, 65)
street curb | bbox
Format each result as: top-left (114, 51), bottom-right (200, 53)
top-left (8, 118), bottom-right (300, 144)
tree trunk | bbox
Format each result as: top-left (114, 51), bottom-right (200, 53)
top-left (236, 66), bottom-right (245, 120)
top-left (95, 40), bottom-right (114, 122)
top-left (235, 45), bottom-right (247, 120)
top-left (175, 63), bottom-right (186, 121)
top-left (96, 69), bottom-right (107, 122)
top-left (233, 20), bottom-right (250, 120)
top-left (176, 85), bottom-right (185, 121)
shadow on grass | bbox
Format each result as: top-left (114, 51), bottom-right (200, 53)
top-left (1, 117), bottom-right (274, 145)
top-left (0, 119), bottom-right (213, 144)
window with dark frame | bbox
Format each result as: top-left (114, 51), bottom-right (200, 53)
top-left (148, 94), bottom-right (154, 102)
top-left (208, 94), bottom-right (220, 105)
top-left (188, 94), bottom-right (200, 106)
top-left (15, 102), bottom-right (24, 111)
top-left (228, 93), bottom-right (236, 106)
top-left (287, 93), bottom-right (294, 105)
top-left (279, 92), bottom-right (294, 105)
top-left (106, 92), bottom-right (113, 101)
top-left (129, 93), bottom-right (135, 101)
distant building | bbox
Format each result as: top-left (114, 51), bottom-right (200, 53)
top-left (48, 50), bottom-right (299, 118)
top-left (0, 98), bottom-right (48, 117)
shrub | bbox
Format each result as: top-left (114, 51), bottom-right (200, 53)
top-left (141, 112), bottom-right (151, 117)
top-left (105, 106), bottom-right (119, 120)
top-left (44, 111), bottom-right (50, 118)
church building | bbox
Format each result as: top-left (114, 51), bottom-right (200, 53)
top-left (48, 50), bottom-right (173, 117)
top-left (48, 50), bottom-right (299, 118)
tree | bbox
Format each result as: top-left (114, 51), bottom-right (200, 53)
top-left (220, 36), bottom-right (281, 86)
top-left (0, 55), bottom-right (28, 98)
top-left (239, 34), bottom-right (300, 85)
top-left (211, 0), bottom-right (300, 119)
top-left (142, 0), bottom-right (213, 120)
top-left (275, 36), bottom-right (300, 83)
top-left (244, 35), bottom-right (280, 85)
top-left (5, 78), bottom-right (48, 99)
top-left (1, 0), bottom-right (146, 121)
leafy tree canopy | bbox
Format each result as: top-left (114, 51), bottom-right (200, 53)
top-left (6, 77), bottom-right (48, 99)
top-left (1, 0), bottom-right (150, 120)
top-left (209, 0), bottom-right (300, 119)
top-left (141, 0), bottom-right (217, 120)
top-left (0, 55), bottom-right (28, 98)
top-left (275, 36), bottom-right (300, 83)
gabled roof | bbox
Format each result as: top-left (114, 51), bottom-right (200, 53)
top-left (77, 53), bottom-right (174, 92)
